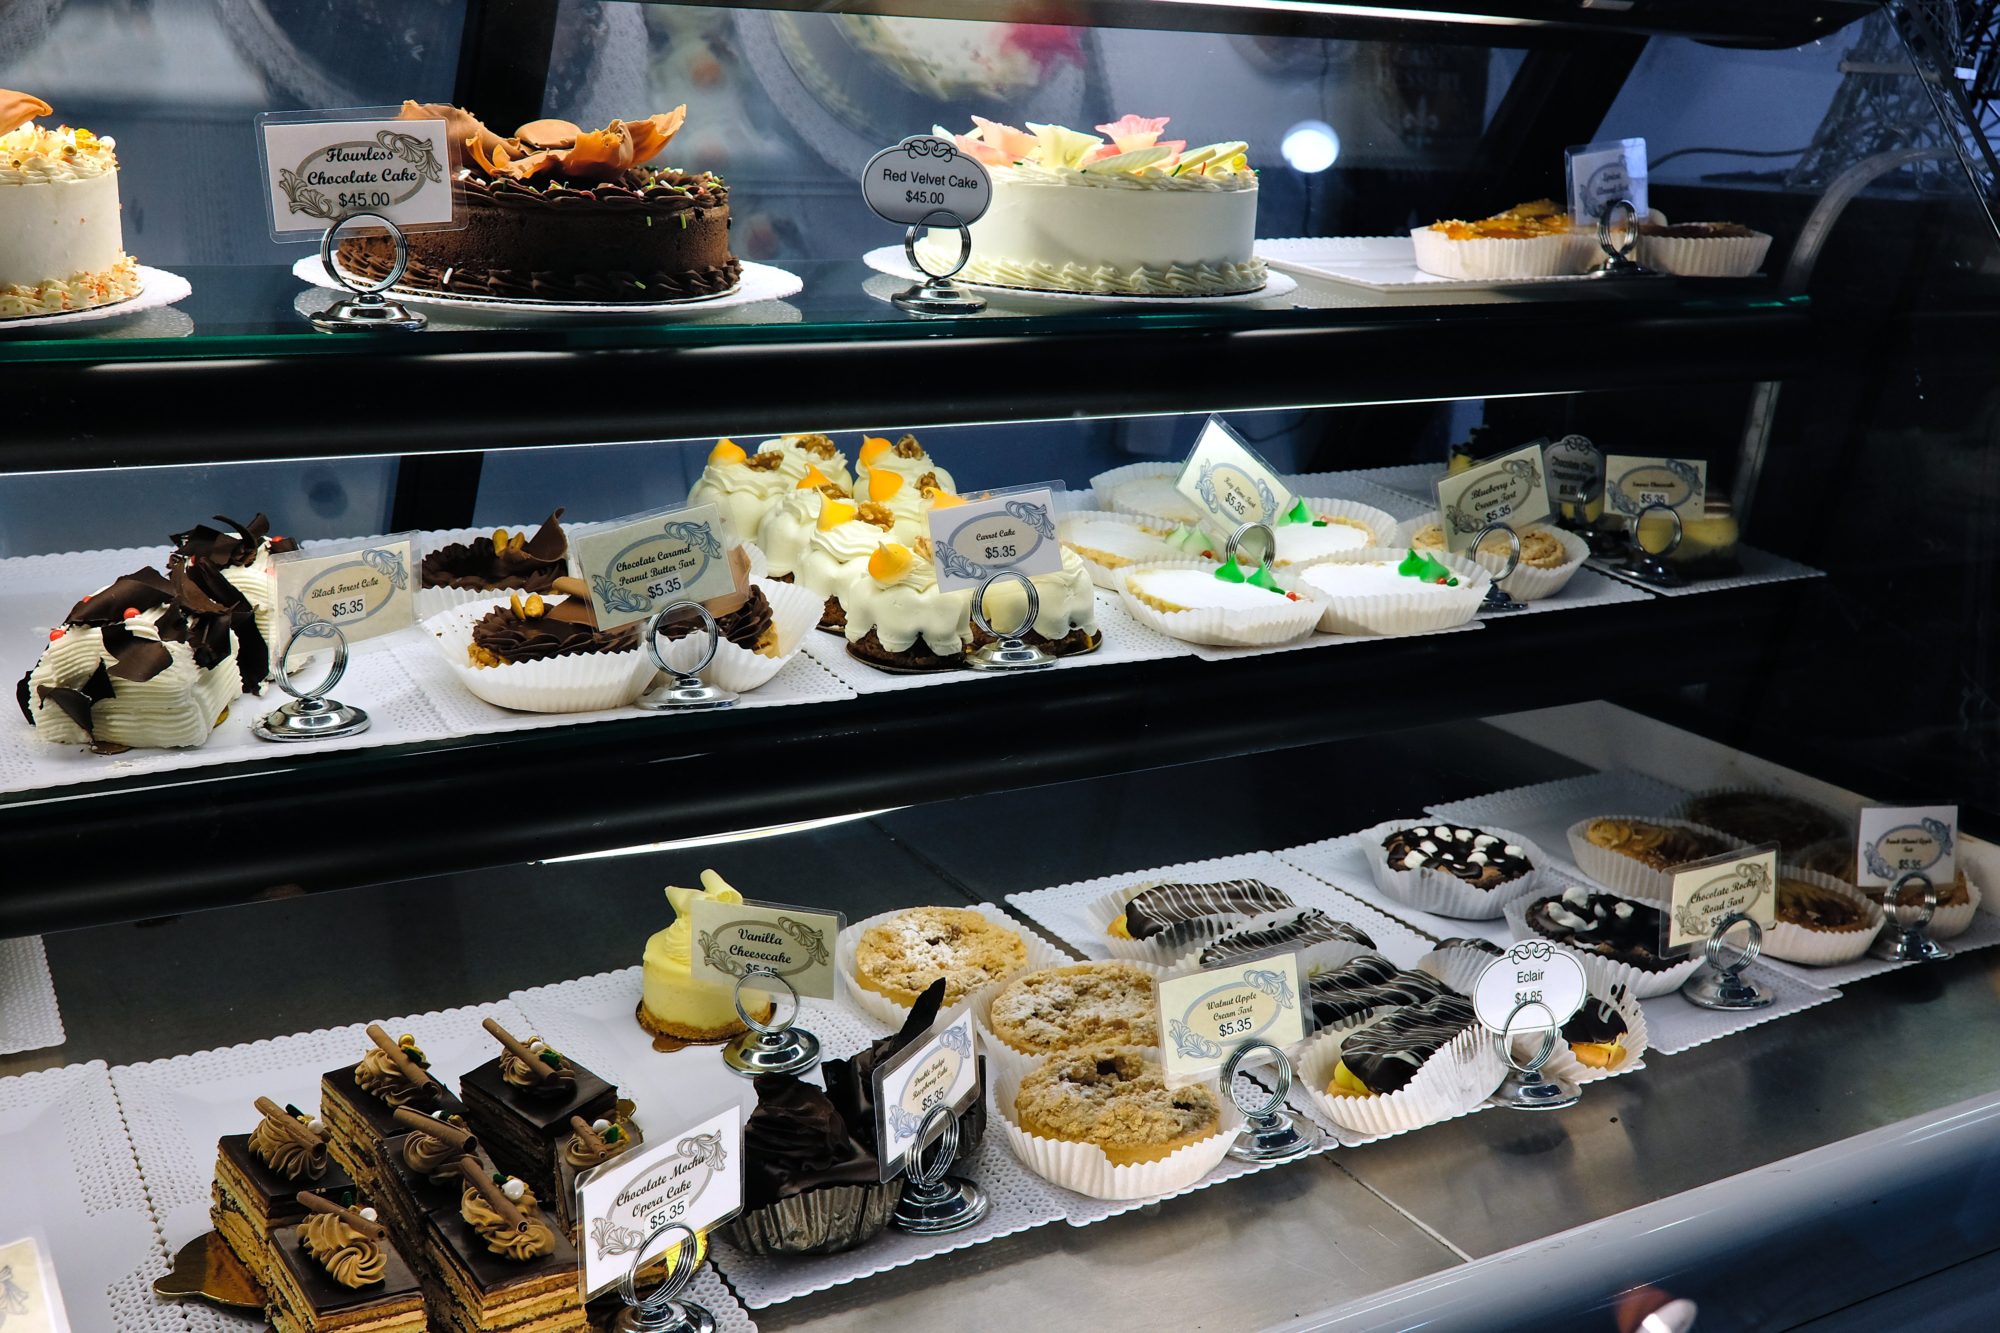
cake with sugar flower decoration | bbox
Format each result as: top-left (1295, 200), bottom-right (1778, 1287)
top-left (0, 89), bottom-right (141, 318)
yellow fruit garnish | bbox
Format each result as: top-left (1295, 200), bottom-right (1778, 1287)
top-left (817, 498), bottom-right (858, 532)
top-left (709, 438), bottom-right (747, 466)
top-left (869, 470), bottom-right (904, 503)
top-left (868, 543), bottom-right (914, 583)
top-left (858, 436), bottom-right (892, 465)
top-left (1330, 1061), bottom-right (1374, 1098)
top-left (491, 528), bottom-right (509, 549)
top-left (797, 465), bottom-right (832, 491)
top-left (1106, 915), bottom-right (1133, 940)
top-left (928, 490), bottom-right (968, 510)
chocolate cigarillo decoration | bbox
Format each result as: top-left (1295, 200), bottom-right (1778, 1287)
top-left (568, 1114), bottom-right (608, 1156)
top-left (364, 1024), bottom-right (439, 1097)
top-left (457, 1156), bottom-right (529, 1233)
top-left (297, 1190), bottom-right (387, 1242)
top-left (482, 1017), bottom-right (575, 1098)
top-left (253, 1096), bottom-right (331, 1175)
top-left (392, 1105), bottom-right (478, 1152)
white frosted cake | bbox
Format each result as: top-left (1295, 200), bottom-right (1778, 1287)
top-left (924, 115), bottom-right (1262, 296)
top-left (0, 89), bottom-right (138, 318)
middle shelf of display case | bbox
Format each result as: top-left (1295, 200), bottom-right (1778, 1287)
top-left (0, 580), bottom-right (1799, 935)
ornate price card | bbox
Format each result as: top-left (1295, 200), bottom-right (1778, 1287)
top-left (924, 486), bottom-right (1063, 593)
top-left (255, 107), bottom-right (460, 240)
top-left (1566, 136), bottom-right (1648, 220)
top-left (574, 1101), bottom-right (742, 1300)
top-left (1155, 952), bottom-right (1305, 1084)
top-left (273, 536), bottom-right (416, 650)
top-left (1545, 434), bottom-right (1605, 506)
top-left (871, 1010), bottom-right (980, 1181)
top-left (568, 503), bottom-right (744, 631)
top-left (1605, 454), bottom-right (1708, 522)
top-left (861, 135), bottom-right (993, 225)
top-left (0, 1236), bottom-right (72, 1333)
top-left (1432, 442), bottom-right (1552, 554)
top-left (1856, 805), bottom-right (1958, 890)
top-left (1472, 941), bottom-right (1587, 1031)
top-left (686, 898), bottom-right (842, 999)
top-left (1664, 846), bottom-right (1778, 952)
top-left (1176, 417), bottom-right (1296, 532)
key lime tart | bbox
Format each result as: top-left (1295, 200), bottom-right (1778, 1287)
top-left (924, 115), bottom-right (1262, 295)
top-left (0, 89), bottom-right (141, 318)
top-left (1117, 557), bottom-right (1320, 648)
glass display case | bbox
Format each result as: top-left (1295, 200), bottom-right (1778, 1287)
top-left (3, 3), bottom-right (1999, 1331)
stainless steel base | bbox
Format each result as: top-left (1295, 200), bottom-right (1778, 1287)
top-left (611, 1300), bottom-right (715, 1333)
top-left (1680, 962), bottom-right (1775, 1010)
top-left (1493, 1068), bottom-right (1582, 1111)
top-left (1870, 926), bottom-right (1951, 962)
top-left (308, 297), bottom-right (426, 332)
top-left (1480, 587), bottom-right (1527, 613)
top-left (252, 698), bottom-right (370, 742)
top-left (890, 1176), bottom-right (990, 1234)
top-left (639, 679), bottom-right (739, 711)
top-left (964, 640), bottom-right (1057, 672)
top-left (721, 1025), bottom-right (821, 1078)
top-left (892, 281), bottom-right (987, 316)
top-left (1229, 1109), bottom-right (1322, 1162)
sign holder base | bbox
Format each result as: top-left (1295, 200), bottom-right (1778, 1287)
top-left (1221, 1040), bottom-right (1321, 1162)
top-left (307, 213), bottom-right (426, 333)
top-left (892, 211), bottom-right (986, 318)
top-left (254, 624), bottom-right (371, 742)
top-left (639, 603), bottom-right (739, 712)
top-left (1681, 911), bottom-right (1775, 1010)
top-left (1472, 521), bottom-right (1527, 613)
top-left (721, 969), bottom-right (821, 1078)
top-left (890, 1103), bottom-right (989, 1235)
top-left (965, 569), bottom-right (1056, 672)
top-left (1490, 999), bottom-right (1581, 1111)
top-left (1869, 872), bottom-right (1952, 962)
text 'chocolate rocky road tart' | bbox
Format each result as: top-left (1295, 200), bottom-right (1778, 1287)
top-left (340, 102), bottom-right (738, 303)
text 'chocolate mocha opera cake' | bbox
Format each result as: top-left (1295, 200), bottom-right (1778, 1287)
top-left (339, 102), bottom-right (739, 302)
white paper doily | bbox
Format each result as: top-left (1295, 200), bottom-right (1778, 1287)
top-left (861, 246), bottom-right (1298, 307)
top-left (0, 266), bottom-right (192, 332)
top-left (293, 255), bottom-right (803, 319)
top-left (1425, 771), bottom-right (1694, 879)
top-left (0, 935), bottom-right (64, 1056)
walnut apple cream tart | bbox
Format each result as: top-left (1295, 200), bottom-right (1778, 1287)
top-left (338, 102), bottom-right (738, 303)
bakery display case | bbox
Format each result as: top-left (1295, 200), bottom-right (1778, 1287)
top-left (4, 2), bottom-right (2000, 1331)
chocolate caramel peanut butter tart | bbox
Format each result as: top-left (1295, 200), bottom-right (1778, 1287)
top-left (657, 583), bottom-right (779, 656)
top-left (422, 510), bottom-right (568, 593)
top-left (465, 593), bottom-right (639, 667)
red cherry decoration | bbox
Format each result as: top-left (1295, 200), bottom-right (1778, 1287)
top-left (47, 628), bottom-right (63, 641)
top-left (122, 606), bottom-right (140, 619)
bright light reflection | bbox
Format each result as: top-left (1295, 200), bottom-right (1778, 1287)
top-left (1282, 120), bottom-right (1340, 173)
top-left (541, 806), bottom-right (903, 863)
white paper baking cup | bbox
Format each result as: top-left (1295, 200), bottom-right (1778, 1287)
top-left (1083, 878), bottom-right (1301, 964)
top-left (1566, 815), bottom-right (1746, 901)
top-left (1297, 1016), bottom-right (1505, 1137)
top-left (1763, 867), bottom-right (1885, 966)
top-left (1166, 910), bottom-right (1380, 980)
top-left (970, 959), bottom-right (1178, 1084)
top-left (654, 576), bottom-right (819, 693)
top-left (1088, 461), bottom-right (1183, 517)
top-left (1867, 871), bottom-right (1983, 942)
top-left (1533, 982), bottom-right (1650, 1083)
top-left (1502, 895), bottom-right (1702, 1000)
top-left (1637, 230), bottom-right (1772, 278)
top-left (837, 904), bottom-right (1064, 1029)
top-left (1116, 559), bottom-right (1322, 648)
top-left (1669, 786), bottom-right (1850, 856)
top-left (426, 598), bottom-right (658, 714)
top-left (1358, 818), bottom-right (1550, 920)
top-left (1273, 498), bottom-right (1401, 558)
top-left (1392, 516), bottom-right (1587, 602)
top-left (1057, 509), bottom-right (1181, 590)
top-left (994, 1054), bottom-right (1240, 1201)
top-left (1410, 226), bottom-right (1593, 280)
top-left (1413, 943), bottom-right (1510, 997)
top-left (1279, 547), bottom-right (1488, 636)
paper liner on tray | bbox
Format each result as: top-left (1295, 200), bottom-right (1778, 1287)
top-left (1761, 866), bottom-right (1885, 966)
top-left (1115, 559), bottom-right (1321, 648)
top-left (1638, 230), bottom-right (1772, 278)
top-left (1565, 815), bottom-right (1747, 902)
top-left (1296, 1016), bottom-right (1504, 1137)
top-left (1410, 226), bottom-right (1594, 280)
top-left (1279, 546), bottom-right (1487, 636)
top-left (1358, 818), bottom-right (1550, 920)
top-left (992, 1055), bottom-right (1240, 1201)
top-left (1530, 982), bottom-right (1650, 1085)
top-left (426, 598), bottom-right (658, 714)
top-left (1502, 895), bottom-right (1702, 1000)
top-left (969, 959), bottom-right (1179, 1083)
top-left (718, 1179), bottom-right (903, 1256)
top-left (1057, 509), bottom-right (1181, 591)
top-left (1391, 516), bottom-right (1587, 602)
top-left (836, 904), bottom-right (1066, 1029)
top-left (654, 576), bottom-right (820, 693)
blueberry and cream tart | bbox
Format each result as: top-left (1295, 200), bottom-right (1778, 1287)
top-left (1382, 823), bottom-right (1532, 890)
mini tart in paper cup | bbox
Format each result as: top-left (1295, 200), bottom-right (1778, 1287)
top-left (1297, 1017), bottom-right (1504, 1138)
top-left (1410, 225), bottom-right (1592, 281)
top-left (1116, 559), bottom-right (1321, 649)
top-left (427, 598), bottom-right (657, 714)
top-left (1869, 870), bottom-right (1983, 942)
top-left (1058, 509), bottom-right (1182, 590)
top-left (1637, 228), bottom-right (1772, 278)
top-left (1084, 877), bottom-right (1300, 964)
top-left (1176, 498), bottom-right (1400, 569)
top-left (1763, 867), bottom-right (1885, 966)
top-left (654, 576), bottom-right (820, 693)
top-left (836, 904), bottom-right (1063, 1029)
top-left (1360, 817), bottom-right (1550, 921)
top-left (1566, 815), bottom-right (1746, 902)
top-left (1279, 546), bottom-right (1487, 636)
top-left (1501, 894), bottom-right (1701, 1001)
top-left (1088, 461), bottom-right (1202, 525)
top-left (1532, 983), bottom-right (1649, 1084)
top-left (969, 959), bottom-right (1178, 1084)
top-left (994, 1051), bottom-right (1240, 1202)
top-left (1394, 516), bottom-right (1587, 602)
top-left (718, 1180), bottom-right (903, 1256)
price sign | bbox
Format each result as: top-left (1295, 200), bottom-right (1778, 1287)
top-left (871, 1010), bottom-right (981, 1181)
top-left (1472, 941), bottom-right (1588, 1031)
top-left (1545, 434), bottom-right (1604, 505)
top-left (925, 486), bottom-right (1063, 593)
top-left (1664, 846), bottom-right (1777, 953)
top-left (1857, 805), bottom-right (1958, 890)
top-left (1566, 137), bottom-right (1647, 222)
top-left (860, 135), bottom-right (993, 226)
top-left (1432, 442), bottom-right (1552, 555)
top-left (0, 1234), bottom-right (72, 1333)
top-left (1155, 951), bottom-right (1305, 1084)
top-left (1605, 455), bottom-right (1707, 520)
top-left (1175, 417), bottom-right (1296, 533)
top-left (573, 1101), bottom-right (742, 1301)
top-left (255, 107), bottom-right (460, 240)
top-left (686, 898), bottom-right (842, 1000)
top-left (568, 503), bottom-right (744, 632)
top-left (273, 536), bottom-right (417, 651)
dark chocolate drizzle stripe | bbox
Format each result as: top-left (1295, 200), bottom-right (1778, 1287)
top-left (1433, 937), bottom-right (1505, 956)
top-left (1306, 959), bottom-right (1453, 1028)
top-left (337, 243), bottom-right (742, 305)
top-left (1338, 993), bottom-right (1478, 1094)
top-left (464, 168), bottom-right (730, 214)
top-left (1121, 878), bottom-right (1294, 940)
top-left (1197, 908), bottom-right (1375, 965)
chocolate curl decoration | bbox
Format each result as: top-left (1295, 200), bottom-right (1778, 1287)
top-left (178, 559), bottom-right (268, 690)
top-left (549, 576), bottom-right (590, 600)
top-left (568, 1115), bottom-right (608, 1156)
top-left (170, 513), bottom-right (274, 569)
top-left (297, 1190), bottom-right (387, 1242)
top-left (169, 562), bottom-right (242, 674)
top-left (254, 1097), bottom-right (330, 1173)
top-left (35, 662), bottom-right (116, 742)
top-left (392, 1106), bottom-right (478, 1152)
top-left (521, 509), bottom-right (567, 562)
top-left (63, 568), bottom-right (175, 626)
top-left (456, 1157), bottom-right (527, 1232)
top-left (364, 1025), bottom-right (438, 1095)
top-left (98, 624), bottom-right (174, 684)
top-left (481, 1018), bottom-right (556, 1084)
top-left (14, 671), bottom-right (31, 726)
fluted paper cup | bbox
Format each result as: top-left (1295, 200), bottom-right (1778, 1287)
top-left (1394, 516), bottom-right (1587, 602)
top-left (654, 576), bottom-right (820, 693)
top-left (1058, 510), bottom-right (1182, 590)
top-left (1091, 462), bottom-right (1207, 526)
top-left (1357, 818), bottom-right (1550, 920)
top-left (428, 598), bottom-right (657, 714)
top-left (1763, 867), bottom-right (1885, 966)
top-left (718, 1180), bottom-right (902, 1256)
top-left (1117, 559), bottom-right (1322, 648)
top-left (1503, 895), bottom-right (1701, 1000)
top-left (1566, 815), bottom-right (1746, 901)
top-left (837, 904), bottom-right (1062, 1029)
top-left (1085, 878), bottom-right (1301, 964)
top-left (1532, 982), bottom-right (1650, 1083)
top-left (1280, 547), bottom-right (1487, 636)
top-left (1638, 230), bottom-right (1772, 278)
top-left (995, 1055), bottom-right (1239, 1201)
top-left (970, 959), bottom-right (1178, 1083)
top-left (1411, 226), bottom-right (1593, 281)
top-left (1297, 1018), bottom-right (1505, 1137)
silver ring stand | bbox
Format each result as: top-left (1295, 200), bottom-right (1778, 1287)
top-left (1223, 520), bottom-right (1281, 584)
top-left (1589, 196), bottom-right (1649, 278)
top-left (1623, 499), bottom-right (1687, 587)
top-left (254, 624), bottom-right (371, 742)
top-left (611, 1222), bottom-right (713, 1333)
top-left (1472, 521), bottom-right (1526, 613)
top-left (966, 568), bottom-right (1055, 672)
top-left (892, 210), bottom-right (986, 317)
top-left (309, 212), bottom-right (426, 332)
top-left (890, 1102), bottom-right (989, 1235)
top-left (639, 602), bottom-right (738, 711)
top-left (1491, 999), bottom-right (1580, 1111)
top-left (1870, 872), bottom-right (1952, 962)
top-left (1681, 911), bottom-right (1776, 1010)
top-left (720, 967), bottom-right (821, 1078)
top-left (1221, 1039), bottom-right (1320, 1162)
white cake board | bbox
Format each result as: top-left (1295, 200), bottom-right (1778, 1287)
top-left (0, 266), bottom-right (192, 332)
top-left (294, 255), bottom-right (803, 320)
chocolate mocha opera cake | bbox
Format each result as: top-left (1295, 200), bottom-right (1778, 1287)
top-left (211, 1098), bottom-right (356, 1284)
top-left (423, 1159), bottom-right (585, 1333)
top-left (457, 1019), bottom-right (616, 1217)
top-left (319, 1026), bottom-right (466, 1194)
top-left (339, 103), bottom-right (738, 303)
top-left (266, 1197), bottom-right (426, 1333)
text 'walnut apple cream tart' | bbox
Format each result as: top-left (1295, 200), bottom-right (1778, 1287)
top-left (338, 101), bottom-right (738, 303)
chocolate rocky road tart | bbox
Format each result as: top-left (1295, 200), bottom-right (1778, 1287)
top-left (1381, 823), bottom-right (1532, 890)
top-left (1524, 885), bottom-right (1676, 971)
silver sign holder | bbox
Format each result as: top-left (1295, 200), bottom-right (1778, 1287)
top-left (1491, 999), bottom-right (1581, 1111)
top-left (1471, 521), bottom-right (1526, 613)
top-left (610, 1222), bottom-right (714, 1333)
top-left (1220, 1039), bottom-right (1320, 1162)
top-left (1590, 197), bottom-right (1648, 278)
top-left (309, 211), bottom-right (426, 333)
top-left (1622, 498), bottom-right (1687, 588)
top-left (720, 966), bottom-right (821, 1078)
top-left (894, 209), bottom-right (987, 317)
top-left (966, 568), bottom-right (1055, 672)
top-left (1224, 519), bottom-right (1280, 584)
top-left (639, 602), bottom-right (738, 712)
top-left (1869, 871), bottom-right (1952, 963)
top-left (1681, 911), bottom-right (1776, 1010)
top-left (890, 1102), bottom-right (989, 1235)
top-left (254, 623), bottom-right (371, 742)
